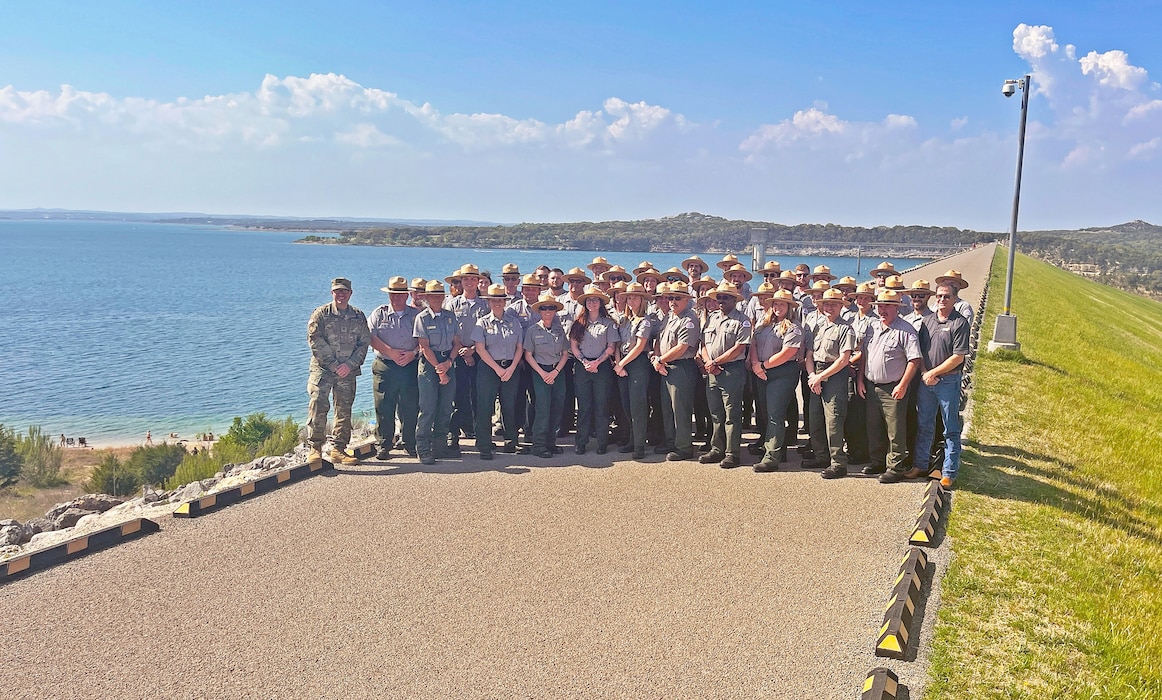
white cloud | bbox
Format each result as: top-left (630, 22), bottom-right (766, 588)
top-left (950, 116), bottom-right (969, 130)
top-left (1079, 50), bottom-right (1150, 91)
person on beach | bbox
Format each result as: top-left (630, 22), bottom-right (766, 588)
top-left (471, 284), bottom-right (523, 459)
top-left (568, 285), bottom-right (618, 454)
top-left (697, 281), bottom-right (753, 469)
top-left (914, 282), bottom-right (970, 488)
top-left (750, 289), bottom-right (803, 472)
top-left (367, 276), bottom-right (420, 460)
top-left (859, 289), bottom-right (922, 484)
top-left (306, 277), bottom-right (371, 466)
top-left (414, 280), bottom-right (461, 465)
top-left (524, 293), bottom-right (570, 458)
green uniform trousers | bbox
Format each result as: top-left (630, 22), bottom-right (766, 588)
top-left (706, 361), bottom-right (747, 456)
top-left (417, 357), bottom-right (456, 458)
top-left (808, 367), bottom-right (849, 468)
top-left (372, 358), bottom-right (419, 451)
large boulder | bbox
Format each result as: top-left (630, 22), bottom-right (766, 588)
top-left (45, 494), bottom-right (124, 521)
top-left (0, 523), bottom-right (22, 546)
top-left (20, 518), bottom-right (55, 544)
top-left (53, 507), bottom-right (99, 530)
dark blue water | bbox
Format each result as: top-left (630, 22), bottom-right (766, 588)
top-left (0, 220), bottom-right (924, 445)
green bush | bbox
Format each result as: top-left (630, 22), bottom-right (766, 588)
top-left (219, 413), bottom-right (280, 455)
top-left (0, 424), bottom-right (22, 490)
top-left (83, 453), bottom-right (140, 497)
top-left (257, 416), bottom-right (303, 457)
top-left (17, 425), bottom-right (64, 487)
top-left (125, 443), bottom-right (187, 487)
top-left (164, 414), bottom-right (301, 490)
top-left (166, 450), bottom-right (222, 490)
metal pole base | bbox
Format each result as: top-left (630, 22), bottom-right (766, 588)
top-left (987, 313), bottom-right (1020, 352)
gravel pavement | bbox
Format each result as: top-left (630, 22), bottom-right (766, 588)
top-left (1, 245), bottom-right (997, 700)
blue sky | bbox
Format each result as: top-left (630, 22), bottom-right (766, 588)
top-left (2, 1), bottom-right (1161, 231)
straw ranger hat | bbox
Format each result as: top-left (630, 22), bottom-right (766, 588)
top-left (521, 273), bottom-right (545, 287)
top-left (871, 262), bottom-right (898, 278)
top-left (809, 280), bottom-right (832, 295)
top-left (444, 269), bottom-right (462, 284)
top-left (587, 256), bottom-right (612, 273)
top-left (711, 281), bottom-right (742, 301)
top-left (811, 265), bottom-right (837, 282)
top-left (908, 279), bottom-right (935, 297)
top-left (501, 263), bottom-right (521, 276)
top-left (633, 261), bottom-right (656, 276)
top-left (601, 265), bottom-right (633, 284)
top-left (777, 270), bottom-right (798, 287)
top-left (874, 289), bottom-right (905, 306)
top-left (380, 276), bottom-right (410, 294)
top-left (716, 254), bottom-right (741, 271)
top-left (564, 267), bottom-right (592, 284)
top-left (577, 285), bottom-right (611, 306)
top-left (759, 261), bottom-right (783, 277)
top-left (681, 255), bottom-right (710, 275)
top-left (819, 288), bottom-right (846, 304)
top-left (662, 267), bottom-right (690, 284)
top-left (884, 275), bottom-right (907, 291)
top-left (852, 281), bottom-right (877, 299)
top-left (724, 263), bottom-right (753, 282)
top-left (409, 277), bottom-right (427, 292)
top-left (423, 280), bottom-right (446, 294)
top-left (934, 269), bottom-right (970, 290)
top-left (620, 282), bottom-right (652, 299)
top-left (636, 267), bottom-right (665, 284)
top-left (690, 277), bottom-right (718, 294)
top-left (662, 281), bottom-right (691, 296)
top-left (762, 288), bottom-right (800, 308)
top-left (532, 292), bottom-right (564, 312)
top-left (833, 276), bottom-right (858, 292)
top-left (459, 263), bottom-right (481, 277)
top-left (753, 281), bottom-right (777, 296)
top-left (481, 283), bottom-right (509, 300)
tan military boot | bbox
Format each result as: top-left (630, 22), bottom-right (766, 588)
top-left (329, 447), bottom-right (361, 466)
top-left (307, 445), bottom-right (324, 467)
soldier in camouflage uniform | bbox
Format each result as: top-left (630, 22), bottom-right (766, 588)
top-left (307, 278), bottom-right (371, 466)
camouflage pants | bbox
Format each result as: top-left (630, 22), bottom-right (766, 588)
top-left (308, 370), bottom-right (357, 449)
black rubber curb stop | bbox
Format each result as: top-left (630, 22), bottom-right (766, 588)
top-left (875, 547), bottom-right (930, 660)
top-left (909, 480), bottom-right (947, 547)
top-left (173, 459), bottom-right (334, 518)
top-left (0, 518), bottom-right (161, 585)
top-left (861, 667), bottom-right (901, 699)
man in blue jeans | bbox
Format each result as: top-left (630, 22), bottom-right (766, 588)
top-left (914, 282), bottom-right (970, 488)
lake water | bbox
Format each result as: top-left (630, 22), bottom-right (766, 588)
top-left (0, 220), bottom-right (926, 445)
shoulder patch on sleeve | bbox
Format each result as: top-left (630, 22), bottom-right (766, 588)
top-left (684, 319), bottom-right (696, 330)
top-left (742, 321), bottom-right (751, 328)
top-left (641, 320), bottom-right (651, 329)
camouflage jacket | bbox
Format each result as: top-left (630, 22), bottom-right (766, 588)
top-left (307, 302), bottom-right (371, 376)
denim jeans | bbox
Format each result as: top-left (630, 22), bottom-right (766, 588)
top-left (914, 373), bottom-right (963, 479)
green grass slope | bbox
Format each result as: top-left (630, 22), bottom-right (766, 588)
top-left (926, 250), bottom-right (1162, 698)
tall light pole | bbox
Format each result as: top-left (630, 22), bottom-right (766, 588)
top-left (988, 74), bottom-right (1030, 353)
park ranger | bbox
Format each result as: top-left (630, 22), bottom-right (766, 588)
top-left (472, 284), bottom-right (524, 458)
top-left (698, 281), bottom-right (753, 469)
top-left (651, 281), bottom-right (700, 461)
top-left (307, 277), bottom-right (371, 467)
top-left (805, 288), bottom-right (857, 477)
top-left (414, 280), bottom-right (462, 465)
top-left (367, 276), bottom-right (420, 460)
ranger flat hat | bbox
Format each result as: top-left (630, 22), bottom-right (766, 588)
top-left (636, 267), bottom-right (665, 284)
top-left (609, 280), bottom-right (629, 295)
top-left (501, 263), bottom-right (521, 275)
top-left (833, 276), bottom-right (858, 292)
top-left (533, 292), bottom-right (564, 312)
top-left (819, 288), bottom-right (847, 303)
top-left (521, 273), bottom-right (546, 287)
top-left (661, 267), bottom-right (690, 284)
top-left (564, 267), bottom-right (592, 284)
top-left (695, 291), bottom-right (719, 309)
top-left (444, 269), bottom-right (462, 284)
top-left (459, 263), bottom-right (481, 277)
top-left (481, 283), bottom-right (509, 299)
top-left (620, 282), bottom-right (652, 298)
top-left (409, 277), bottom-right (427, 292)
top-left (664, 280), bottom-right (691, 296)
top-left (380, 276), bottom-right (409, 294)
top-left (423, 280), bottom-right (446, 294)
top-left (587, 256), bottom-right (612, 273)
top-left (724, 263), bottom-right (753, 282)
top-left (759, 260), bottom-right (783, 276)
top-left (681, 255), bottom-right (710, 274)
top-left (633, 261), bottom-right (656, 276)
top-left (762, 288), bottom-right (800, 308)
top-left (852, 281), bottom-right (877, 298)
top-left (935, 269), bottom-right (970, 289)
top-left (753, 281), bottom-right (777, 296)
top-left (884, 274), bottom-right (907, 291)
top-left (691, 277), bottom-right (718, 294)
top-left (716, 254), bottom-right (741, 271)
top-left (655, 281), bottom-right (672, 297)
top-left (811, 265), bottom-right (837, 281)
top-left (809, 280), bottom-right (832, 296)
top-left (777, 270), bottom-right (798, 286)
top-left (577, 285), bottom-right (611, 306)
top-left (908, 279), bottom-right (935, 297)
top-left (874, 289), bottom-right (906, 305)
top-left (711, 281), bottom-right (742, 300)
top-left (601, 265), bottom-right (633, 284)
top-left (871, 261), bottom-right (898, 278)
top-left (331, 278), bottom-right (353, 291)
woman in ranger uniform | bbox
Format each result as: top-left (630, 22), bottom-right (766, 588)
top-left (524, 293), bottom-right (570, 459)
top-left (472, 283), bottom-right (523, 459)
top-left (613, 282), bottom-right (653, 460)
top-left (569, 285), bottom-right (618, 454)
top-left (413, 280), bottom-right (462, 465)
top-left (749, 289), bottom-right (803, 472)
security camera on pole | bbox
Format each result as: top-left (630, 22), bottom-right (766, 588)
top-left (988, 74), bottom-right (1031, 353)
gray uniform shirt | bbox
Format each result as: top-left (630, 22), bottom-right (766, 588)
top-left (702, 308), bottom-right (752, 362)
top-left (575, 316), bottom-right (618, 360)
top-left (751, 320), bottom-right (803, 364)
top-left (863, 316), bottom-right (921, 384)
top-left (444, 295), bottom-right (489, 345)
top-left (413, 307), bottom-right (459, 354)
top-left (367, 304), bottom-right (420, 359)
top-left (810, 317), bottom-right (856, 365)
top-left (471, 313), bottom-right (521, 362)
top-left (619, 316), bottom-right (652, 357)
top-left (658, 307), bottom-right (700, 360)
top-left (524, 320), bottom-right (569, 366)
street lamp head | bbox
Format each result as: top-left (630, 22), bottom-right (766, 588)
top-left (1002, 79), bottom-right (1019, 97)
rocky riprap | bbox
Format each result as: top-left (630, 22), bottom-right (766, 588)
top-left (0, 437), bottom-right (352, 563)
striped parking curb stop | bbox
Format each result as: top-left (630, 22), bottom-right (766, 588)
top-left (1, 518), bottom-right (161, 584)
top-left (860, 667), bottom-right (901, 699)
top-left (352, 441), bottom-right (377, 460)
top-left (909, 481), bottom-right (946, 547)
top-left (875, 547), bottom-right (930, 660)
top-left (174, 459), bottom-right (334, 518)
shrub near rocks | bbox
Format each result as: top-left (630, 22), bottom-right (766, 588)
top-left (0, 424), bottom-right (21, 490)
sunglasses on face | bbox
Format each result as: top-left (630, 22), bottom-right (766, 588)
top-left (664, 295), bottom-right (684, 301)
top-left (934, 294), bottom-right (954, 299)
top-left (764, 273), bottom-right (780, 277)
top-left (714, 295), bottom-right (734, 302)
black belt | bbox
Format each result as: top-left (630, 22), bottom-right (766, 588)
top-left (720, 359), bottom-right (745, 367)
top-left (869, 379), bottom-right (901, 387)
top-left (432, 350), bottom-right (451, 361)
top-left (498, 359), bottom-right (513, 368)
top-left (538, 363), bottom-right (559, 372)
top-left (582, 356), bottom-right (605, 362)
top-left (815, 361), bottom-right (847, 371)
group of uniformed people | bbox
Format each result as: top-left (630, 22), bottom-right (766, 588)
top-left (305, 254), bottom-right (971, 487)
